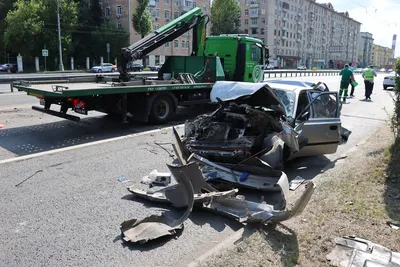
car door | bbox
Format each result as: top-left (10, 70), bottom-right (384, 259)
top-left (291, 90), bottom-right (341, 158)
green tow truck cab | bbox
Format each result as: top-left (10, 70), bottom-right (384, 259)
top-left (14, 7), bottom-right (269, 124)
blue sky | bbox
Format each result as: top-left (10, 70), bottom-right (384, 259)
top-left (319, 0), bottom-right (400, 57)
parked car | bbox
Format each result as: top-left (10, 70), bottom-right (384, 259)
top-left (262, 64), bottom-right (275, 70)
top-left (388, 69), bottom-right (393, 72)
top-left (354, 68), bottom-right (363, 74)
top-left (383, 71), bottom-right (397, 90)
top-left (0, 63), bottom-right (17, 73)
top-left (297, 65), bottom-right (307, 70)
top-left (91, 63), bottom-right (117, 73)
top-left (128, 63), bottom-right (144, 72)
top-left (379, 68), bottom-right (386, 72)
top-left (149, 64), bottom-right (163, 71)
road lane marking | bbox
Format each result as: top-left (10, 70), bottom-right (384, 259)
top-left (0, 124), bottom-right (184, 164)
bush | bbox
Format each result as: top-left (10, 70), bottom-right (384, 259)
top-left (389, 59), bottom-right (400, 137)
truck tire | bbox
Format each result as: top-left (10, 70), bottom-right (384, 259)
top-left (149, 95), bottom-right (175, 124)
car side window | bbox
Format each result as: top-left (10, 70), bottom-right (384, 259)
top-left (295, 90), bottom-right (310, 121)
top-left (309, 92), bottom-right (338, 118)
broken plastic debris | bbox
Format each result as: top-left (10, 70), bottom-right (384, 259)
top-left (119, 176), bottom-right (126, 182)
top-left (387, 221), bottom-right (400, 230)
top-left (141, 169), bottom-right (171, 187)
top-left (289, 176), bottom-right (305, 191)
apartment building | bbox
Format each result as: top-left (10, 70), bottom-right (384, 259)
top-left (372, 44), bottom-right (394, 68)
top-left (356, 32), bottom-right (374, 68)
top-left (100, 0), bottom-right (210, 66)
top-left (239, 0), bottom-right (361, 69)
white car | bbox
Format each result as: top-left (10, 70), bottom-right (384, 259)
top-left (383, 71), bottom-right (396, 90)
top-left (379, 68), bottom-right (386, 72)
top-left (91, 63), bottom-right (117, 73)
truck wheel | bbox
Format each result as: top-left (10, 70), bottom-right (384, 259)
top-left (149, 95), bottom-right (175, 124)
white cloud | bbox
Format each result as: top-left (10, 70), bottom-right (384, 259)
top-left (319, 0), bottom-right (400, 57)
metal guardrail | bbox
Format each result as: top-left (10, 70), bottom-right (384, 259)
top-left (5, 69), bottom-right (346, 92)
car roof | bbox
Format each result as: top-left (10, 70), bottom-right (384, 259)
top-left (264, 81), bottom-right (313, 93)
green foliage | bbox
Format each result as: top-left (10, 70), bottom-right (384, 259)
top-left (132, 0), bottom-right (152, 38)
top-left (388, 58), bottom-right (400, 137)
top-left (4, 0), bottom-right (78, 67)
top-left (210, 0), bottom-right (241, 35)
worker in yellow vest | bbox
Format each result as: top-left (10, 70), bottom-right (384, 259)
top-left (362, 65), bottom-right (377, 100)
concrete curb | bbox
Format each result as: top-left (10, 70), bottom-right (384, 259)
top-left (186, 227), bottom-right (254, 267)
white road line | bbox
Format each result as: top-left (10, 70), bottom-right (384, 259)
top-left (0, 124), bottom-right (183, 165)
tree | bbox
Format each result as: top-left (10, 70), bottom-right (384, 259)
top-left (210, 0), bottom-right (241, 36)
top-left (4, 0), bottom-right (78, 69)
top-left (132, 0), bottom-right (152, 67)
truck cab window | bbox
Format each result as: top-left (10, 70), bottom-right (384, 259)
top-left (250, 44), bottom-right (262, 63)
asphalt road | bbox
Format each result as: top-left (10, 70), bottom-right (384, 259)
top-left (0, 74), bottom-right (395, 267)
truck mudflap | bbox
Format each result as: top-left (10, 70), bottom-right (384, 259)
top-left (32, 106), bottom-right (81, 122)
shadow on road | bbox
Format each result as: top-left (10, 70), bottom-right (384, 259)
top-left (0, 105), bottom-right (216, 160)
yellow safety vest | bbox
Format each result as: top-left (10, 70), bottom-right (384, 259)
top-left (364, 69), bottom-right (374, 81)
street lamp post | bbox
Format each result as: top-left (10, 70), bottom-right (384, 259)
top-left (57, 0), bottom-right (64, 71)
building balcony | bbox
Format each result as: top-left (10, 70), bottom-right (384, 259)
top-left (297, 20), bottom-right (302, 25)
top-left (282, 15), bottom-right (289, 21)
top-left (149, 0), bottom-right (156, 7)
top-left (298, 12), bottom-right (303, 17)
top-left (297, 38), bottom-right (301, 43)
top-left (250, 24), bottom-right (259, 28)
top-left (250, 3), bottom-right (259, 8)
top-left (281, 26), bottom-right (288, 31)
top-left (297, 29), bottom-right (302, 34)
top-left (282, 36), bottom-right (288, 40)
top-left (250, 12), bottom-right (259, 18)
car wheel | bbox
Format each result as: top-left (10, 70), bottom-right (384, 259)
top-left (111, 68), bottom-right (115, 72)
top-left (97, 69), bottom-right (102, 73)
top-left (149, 95), bottom-right (175, 124)
top-left (383, 85), bottom-right (388, 90)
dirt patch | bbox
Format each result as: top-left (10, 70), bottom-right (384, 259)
top-left (197, 124), bottom-right (400, 267)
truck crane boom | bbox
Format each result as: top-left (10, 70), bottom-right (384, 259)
top-left (118, 7), bottom-right (209, 82)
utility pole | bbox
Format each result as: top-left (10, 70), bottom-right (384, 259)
top-left (57, 0), bottom-right (64, 71)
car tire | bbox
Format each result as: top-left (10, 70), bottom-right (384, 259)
top-left (383, 85), bottom-right (388, 90)
top-left (149, 95), bottom-right (175, 124)
top-left (111, 68), bottom-right (115, 72)
top-left (97, 69), bottom-right (102, 73)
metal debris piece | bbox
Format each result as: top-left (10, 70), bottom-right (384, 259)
top-left (189, 153), bottom-right (290, 195)
top-left (326, 236), bottom-right (400, 267)
top-left (289, 176), bottom-right (305, 191)
top-left (130, 162), bottom-right (238, 208)
top-left (120, 163), bottom-right (194, 244)
top-left (202, 181), bottom-right (315, 223)
top-left (141, 169), bottom-right (171, 187)
top-left (387, 221), bottom-right (400, 230)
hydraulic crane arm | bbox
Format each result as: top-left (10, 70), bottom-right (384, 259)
top-left (118, 7), bottom-right (209, 82)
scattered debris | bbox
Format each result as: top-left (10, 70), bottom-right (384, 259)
top-left (15, 170), bottom-right (43, 187)
top-left (118, 175), bottom-right (127, 182)
top-left (387, 221), bottom-right (400, 230)
top-left (120, 163), bottom-right (194, 244)
top-left (289, 176), bottom-right (305, 191)
top-left (326, 236), bottom-right (400, 267)
top-left (141, 169), bottom-right (171, 187)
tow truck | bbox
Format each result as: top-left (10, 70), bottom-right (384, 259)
top-left (14, 7), bottom-right (269, 124)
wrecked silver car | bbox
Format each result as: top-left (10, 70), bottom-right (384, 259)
top-left (183, 81), bottom-right (351, 167)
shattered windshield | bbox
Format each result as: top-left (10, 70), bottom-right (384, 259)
top-left (270, 88), bottom-right (296, 119)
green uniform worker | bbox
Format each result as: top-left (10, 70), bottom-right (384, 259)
top-left (339, 64), bottom-right (355, 103)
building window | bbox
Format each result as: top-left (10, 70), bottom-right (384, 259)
top-left (155, 55), bottom-right (160, 64)
top-left (165, 42), bottom-right (170, 48)
top-left (203, 4), bottom-right (207, 11)
top-left (261, 28), bottom-right (265, 34)
top-left (251, 18), bottom-right (257, 25)
top-left (261, 18), bottom-right (266, 24)
top-left (251, 28), bottom-right (257, 34)
top-left (261, 0), bottom-right (265, 3)
top-left (244, 29), bottom-right (249, 34)
top-left (105, 7), bottom-right (110, 17)
top-left (116, 5), bottom-right (122, 16)
top-left (165, 0), bottom-right (169, 4)
top-left (117, 21), bottom-right (122, 29)
top-left (174, 12), bottom-right (178, 19)
top-left (245, 19), bottom-right (248, 25)
top-left (174, 40), bottom-right (178, 47)
top-left (245, 9), bottom-right (249, 16)
top-left (261, 9), bottom-right (265, 15)
top-left (186, 41), bottom-right (189, 48)
top-left (165, 10), bottom-right (170, 19)
top-left (182, 40), bottom-right (185, 47)
top-left (154, 9), bottom-right (159, 17)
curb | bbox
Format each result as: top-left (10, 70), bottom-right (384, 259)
top-left (186, 227), bottom-right (253, 267)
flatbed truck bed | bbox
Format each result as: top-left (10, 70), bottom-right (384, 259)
top-left (13, 79), bottom-right (214, 124)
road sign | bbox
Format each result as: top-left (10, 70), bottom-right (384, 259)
top-left (42, 49), bottom-right (48, 57)
top-left (106, 43), bottom-right (110, 53)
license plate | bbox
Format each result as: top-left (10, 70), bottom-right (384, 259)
top-left (39, 99), bottom-right (45, 106)
top-left (74, 107), bottom-right (87, 115)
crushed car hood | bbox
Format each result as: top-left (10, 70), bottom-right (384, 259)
top-left (210, 81), bottom-right (287, 117)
